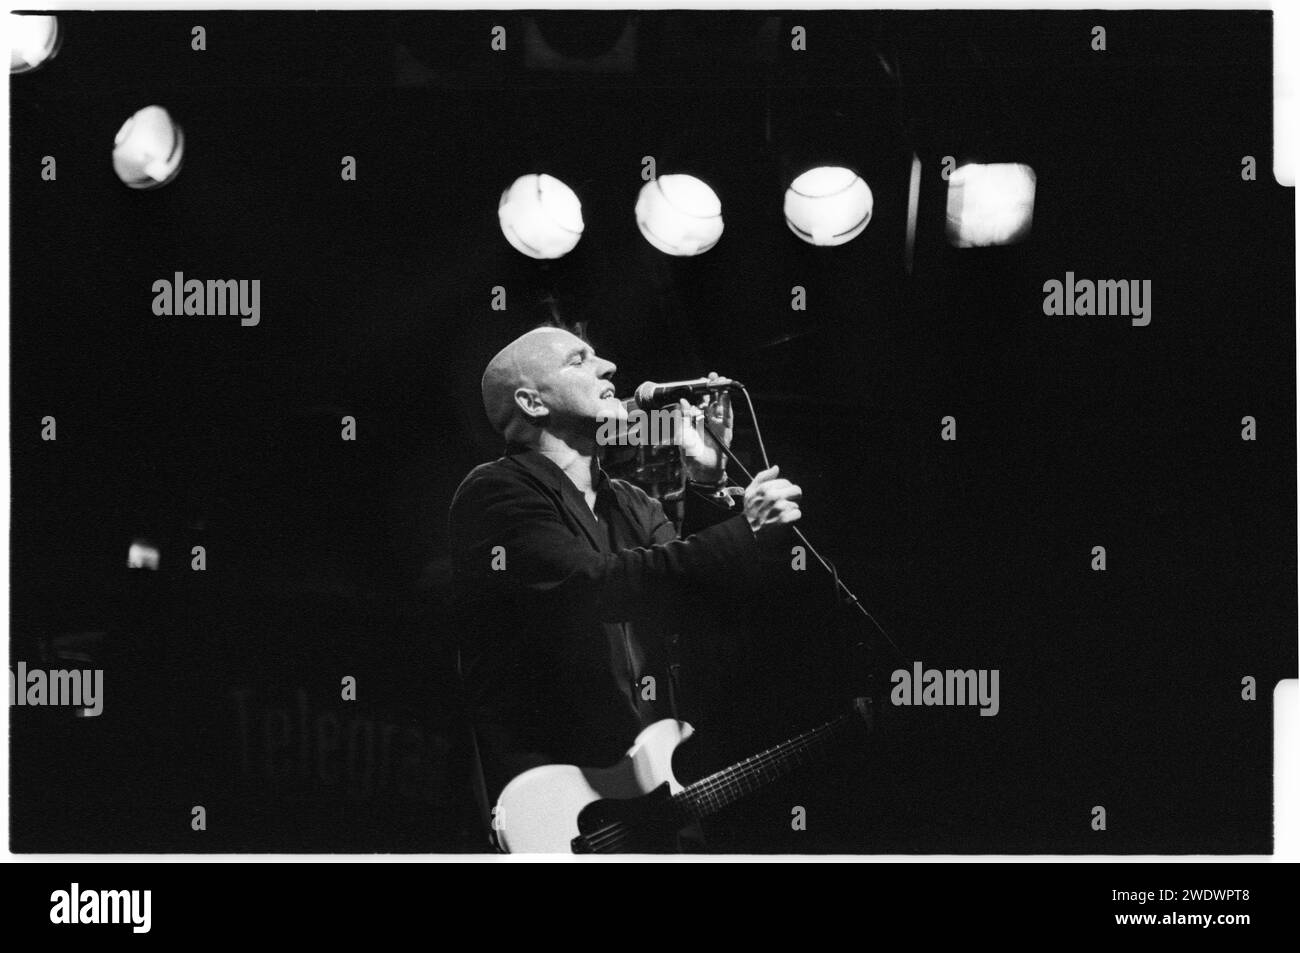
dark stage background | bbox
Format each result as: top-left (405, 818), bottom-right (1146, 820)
top-left (10, 10), bottom-right (1296, 852)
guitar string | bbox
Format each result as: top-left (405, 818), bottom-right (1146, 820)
top-left (585, 717), bottom-right (847, 850)
top-left (676, 716), bottom-right (848, 814)
top-left (682, 724), bottom-right (837, 812)
top-left (578, 715), bottom-right (852, 852)
top-left (577, 820), bottom-right (630, 853)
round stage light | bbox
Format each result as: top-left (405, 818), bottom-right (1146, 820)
top-left (635, 174), bottom-right (724, 257)
top-left (784, 166), bottom-right (873, 246)
top-left (127, 539), bottom-right (160, 571)
top-left (945, 162), bottom-right (1036, 248)
top-left (112, 105), bottom-right (185, 190)
top-left (10, 14), bottom-right (60, 74)
top-left (498, 173), bottom-right (585, 259)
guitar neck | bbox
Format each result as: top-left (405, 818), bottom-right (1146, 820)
top-left (672, 708), bottom-right (864, 820)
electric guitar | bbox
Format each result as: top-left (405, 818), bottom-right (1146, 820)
top-left (492, 697), bottom-right (874, 853)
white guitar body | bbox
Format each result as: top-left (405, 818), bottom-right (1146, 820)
top-left (493, 719), bottom-right (694, 854)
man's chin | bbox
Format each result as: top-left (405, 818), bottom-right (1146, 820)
top-left (595, 396), bottom-right (629, 422)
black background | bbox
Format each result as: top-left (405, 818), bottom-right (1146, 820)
top-left (9, 10), bottom-right (1296, 852)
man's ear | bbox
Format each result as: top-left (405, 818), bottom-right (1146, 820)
top-left (514, 387), bottom-right (548, 422)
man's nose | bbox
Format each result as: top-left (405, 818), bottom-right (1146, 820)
top-left (597, 357), bottom-right (617, 378)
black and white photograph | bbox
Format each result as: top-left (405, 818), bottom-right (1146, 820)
top-left (5, 0), bottom-right (1299, 898)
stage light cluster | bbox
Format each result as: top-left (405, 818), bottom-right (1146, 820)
top-left (498, 160), bottom-right (1035, 260)
top-left (11, 14), bottom-right (1038, 259)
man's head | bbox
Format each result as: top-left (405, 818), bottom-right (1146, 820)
top-left (481, 326), bottom-right (622, 445)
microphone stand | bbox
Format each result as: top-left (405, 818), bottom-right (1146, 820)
top-left (699, 416), bottom-right (906, 668)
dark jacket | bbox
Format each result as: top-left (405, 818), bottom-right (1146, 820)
top-left (449, 443), bottom-right (770, 804)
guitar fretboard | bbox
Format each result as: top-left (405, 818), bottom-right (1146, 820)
top-left (673, 711), bottom-right (859, 819)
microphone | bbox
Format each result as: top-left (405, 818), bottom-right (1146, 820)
top-left (632, 376), bottom-right (741, 410)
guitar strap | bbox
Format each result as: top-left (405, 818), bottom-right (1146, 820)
top-left (666, 633), bottom-right (684, 721)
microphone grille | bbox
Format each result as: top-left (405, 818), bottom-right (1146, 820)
top-left (633, 381), bottom-right (658, 410)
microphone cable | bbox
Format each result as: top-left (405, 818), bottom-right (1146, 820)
top-left (701, 385), bottom-right (906, 664)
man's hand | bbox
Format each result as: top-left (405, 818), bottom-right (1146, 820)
top-left (676, 371), bottom-right (733, 484)
top-left (743, 465), bottom-right (802, 534)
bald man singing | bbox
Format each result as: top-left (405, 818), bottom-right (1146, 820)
top-left (449, 326), bottom-right (802, 844)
